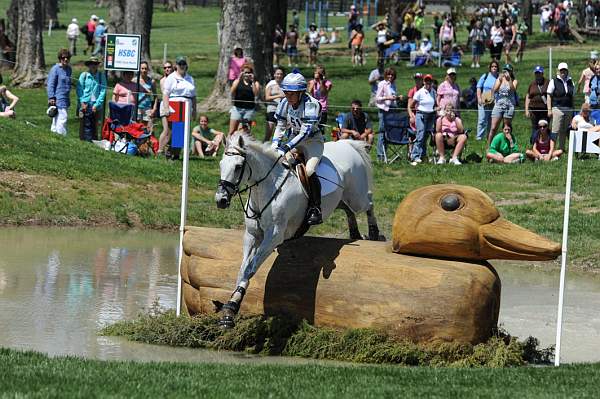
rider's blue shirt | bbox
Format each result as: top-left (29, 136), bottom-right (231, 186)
top-left (272, 93), bottom-right (322, 150)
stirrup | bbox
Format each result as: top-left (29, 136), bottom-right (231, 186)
top-left (307, 207), bottom-right (322, 225)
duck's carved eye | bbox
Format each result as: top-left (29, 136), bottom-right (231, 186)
top-left (441, 194), bottom-right (461, 211)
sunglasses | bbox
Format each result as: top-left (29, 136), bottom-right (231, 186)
top-left (60, 57), bottom-right (71, 61)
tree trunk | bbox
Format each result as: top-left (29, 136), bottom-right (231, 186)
top-left (44, 0), bottom-right (59, 28)
top-left (108, 0), bottom-right (126, 34)
top-left (11, 0), bottom-right (45, 88)
top-left (109, 0), bottom-right (153, 64)
top-left (201, 0), bottom-right (270, 112)
top-left (523, 0), bottom-right (533, 35)
top-left (6, 0), bottom-right (18, 46)
top-left (389, 0), bottom-right (411, 34)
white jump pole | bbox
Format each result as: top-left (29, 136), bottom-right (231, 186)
top-left (176, 98), bottom-right (192, 317)
top-left (48, 19), bottom-right (53, 36)
top-left (554, 129), bottom-right (575, 366)
top-left (163, 43), bottom-right (168, 64)
top-left (549, 47), bottom-right (553, 77)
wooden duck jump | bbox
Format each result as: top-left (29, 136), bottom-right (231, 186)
top-left (182, 185), bottom-right (561, 344)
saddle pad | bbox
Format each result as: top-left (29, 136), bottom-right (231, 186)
top-left (317, 156), bottom-right (340, 197)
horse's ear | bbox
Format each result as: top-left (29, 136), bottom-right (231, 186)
top-left (238, 135), bottom-right (245, 149)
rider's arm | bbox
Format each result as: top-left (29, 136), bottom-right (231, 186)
top-left (271, 100), bottom-right (288, 148)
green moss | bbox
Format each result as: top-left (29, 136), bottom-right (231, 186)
top-left (100, 310), bottom-right (552, 367)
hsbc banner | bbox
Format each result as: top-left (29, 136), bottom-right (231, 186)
top-left (104, 34), bottom-right (142, 71)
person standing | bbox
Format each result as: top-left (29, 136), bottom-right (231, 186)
top-left (577, 53), bottom-right (598, 103)
top-left (47, 49), bottom-right (72, 136)
top-left (228, 47), bottom-right (247, 85)
top-left (84, 15), bottom-right (98, 56)
top-left (468, 20), bottom-right (486, 68)
top-left (347, 4), bottom-right (359, 39)
top-left (283, 25), bottom-right (299, 67)
top-left (515, 20), bottom-right (528, 63)
top-left (488, 63), bottom-right (518, 145)
top-left (375, 67), bottom-right (398, 161)
top-left (547, 62), bottom-right (574, 151)
top-left (228, 63), bottom-right (260, 135)
top-left (489, 20), bottom-right (504, 61)
top-left (525, 65), bottom-right (549, 143)
top-left (308, 65), bottom-right (332, 131)
top-left (66, 18), bottom-right (80, 56)
top-left (76, 56), bottom-right (106, 141)
top-left (502, 17), bottom-right (516, 64)
top-left (264, 67), bottom-right (285, 142)
top-left (476, 61), bottom-right (499, 140)
top-left (92, 19), bottom-right (106, 57)
top-left (158, 61), bottom-right (173, 154)
top-left (410, 74), bottom-right (437, 165)
top-left (436, 68), bottom-right (460, 116)
top-left (368, 65), bottom-right (383, 107)
top-left (137, 61), bottom-right (157, 130)
top-left (407, 72), bottom-right (424, 133)
top-left (305, 24), bottom-right (320, 67)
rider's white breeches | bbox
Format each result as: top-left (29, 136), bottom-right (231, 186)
top-left (297, 135), bottom-right (324, 176)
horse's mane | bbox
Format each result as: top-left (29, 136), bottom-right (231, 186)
top-left (228, 131), bottom-right (278, 161)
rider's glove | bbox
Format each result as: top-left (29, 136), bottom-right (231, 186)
top-left (271, 140), bottom-right (280, 152)
top-left (277, 145), bottom-right (290, 157)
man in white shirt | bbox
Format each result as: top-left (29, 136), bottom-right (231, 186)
top-left (66, 18), bottom-right (80, 56)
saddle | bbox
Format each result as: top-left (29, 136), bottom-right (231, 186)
top-left (292, 151), bottom-right (311, 199)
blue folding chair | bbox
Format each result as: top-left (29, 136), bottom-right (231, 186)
top-left (382, 110), bottom-right (414, 164)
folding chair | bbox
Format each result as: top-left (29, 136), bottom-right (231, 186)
top-left (382, 110), bottom-right (414, 164)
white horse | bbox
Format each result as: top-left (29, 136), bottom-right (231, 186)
top-left (214, 131), bottom-right (381, 328)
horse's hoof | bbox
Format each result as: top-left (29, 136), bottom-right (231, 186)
top-left (218, 315), bottom-right (236, 329)
top-left (349, 232), bottom-right (362, 240)
top-left (212, 300), bottom-right (225, 312)
top-left (378, 234), bottom-right (387, 242)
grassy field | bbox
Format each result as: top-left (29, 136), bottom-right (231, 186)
top-left (1, 347), bottom-right (600, 398)
top-left (0, 1), bottom-right (599, 271)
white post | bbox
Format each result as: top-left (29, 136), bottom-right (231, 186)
top-left (549, 47), bottom-right (553, 77)
top-left (48, 19), bottom-right (53, 36)
top-left (163, 43), bottom-right (168, 64)
top-left (176, 98), bottom-right (192, 317)
top-left (438, 36), bottom-right (442, 68)
top-left (554, 129), bottom-right (575, 366)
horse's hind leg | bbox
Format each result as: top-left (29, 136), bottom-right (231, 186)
top-left (339, 202), bottom-right (361, 240)
top-left (366, 192), bottom-right (383, 241)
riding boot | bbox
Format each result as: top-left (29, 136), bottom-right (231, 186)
top-left (306, 174), bottom-right (322, 225)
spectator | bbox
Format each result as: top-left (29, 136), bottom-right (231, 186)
top-left (540, 5), bottom-right (552, 32)
top-left (374, 22), bottom-right (390, 70)
top-left (407, 72), bottom-right (424, 132)
top-left (503, 17), bottom-right (516, 64)
top-left (47, 48), bottom-right (72, 136)
top-left (229, 63), bottom-right (259, 135)
top-left (586, 0), bottom-right (595, 28)
top-left (349, 24), bottom-right (365, 66)
top-left (228, 47), bottom-right (247, 85)
top-left (460, 77), bottom-right (478, 109)
top-left (468, 20), bottom-right (486, 68)
top-left (191, 115), bottom-right (224, 158)
top-left (409, 35), bottom-right (432, 66)
top-left (547, 62), bottom-right (574, 150)
top-left (375, 67), bottom-right (398, 161)
top-left (308, 65), bottom-right (332, 130)
top-left (273, 25), bottom-right (284, 68)
top-left (76, 56), bottom-right (106, 141)
top-left (0, 84), bottom-right (18, 118)
top-left (486, 124), bottom-right (523, 163)
top-left (526, 119), bottom-right (563, 161)
top-left (432, 13), bottom-right (442, 49)
top-left (340, 99), bottom-right (374, 148)
top-left (66, 18), bottom-right (80, 56)
top-left (396, 35), bottom-right (412, 61)
top-left (319, 28), bottom-right (330, 44)
top-left (556, 4), bottom-right (569, 45)
top-left (490, 20), bottom-right (504, 61)
top-left (305, 23), bottom-right (320, 67)
top-left (525, 65), bottom-right (549, 143)
top-left (436, 68), bottom-right (460, 115)
top-left (571, 103), bottom-right (596, 130)
top-left (414, 9), bottom-right (424, 42)
top-left (158, 61), bottom-right (174, 154)
top-left (515, 20), bottom-right (528, 63)
top-left (368, 65), bottom-right (383, 107)
top-left (92, 19), bottom-right (106, 57)
top-left (283, 24), bottom-right (299, 67)
top-left (292, 10), bottom-right (300, 29)
top-left (84, 15), bottom-right (98, 56)
top-left (434, 103), bottom-right (467, 165)
top-left (348, 4), bottom-right (359, 39)
top-left (264, 67), bottom-right (285, 142)
top-left (112, 70), bottom-right (139, 105)
top-left (439, 18), bottom-right (454, 47)
top-left (410, 74), bottom-right (437, 166)
top-left (488, 63), bottom-right (518, 144)
top-left (577, 53), bottom-right (598, 102)
top-left (137, 61), bottom-right (157, 130)
top-left (159, 56), bottom-right (197, 152)
top-left (587, 63), bottom-right (600, 109)
top-left (476, 60), bottom-right (500, 140)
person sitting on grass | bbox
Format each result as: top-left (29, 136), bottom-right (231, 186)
top-left (339, 99), bottom-right (374, 149)
top-left (191, 115), bottom-right (224, 158)
top-left (526, 119), bottom-right (563, 161)
top-left (486, 124), bottom-right (523, 164)
top-left (0, 84), bottom-right (18, 118)
top-left (434, 104), bottom-right (467, 165)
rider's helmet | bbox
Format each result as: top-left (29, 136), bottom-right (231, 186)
top-left (281, 70), bottom-right (307, 93)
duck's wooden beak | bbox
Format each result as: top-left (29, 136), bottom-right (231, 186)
top-left (479, 218), bottom-right (561, 261)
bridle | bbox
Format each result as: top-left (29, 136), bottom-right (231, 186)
top-left (217, 150), bottom-right (289, 221)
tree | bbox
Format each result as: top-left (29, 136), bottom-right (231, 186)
top-left (44, 0), bottom-right (59, 29)
top-left (11, 0), bottom-right (45, 88)
top-left (108, 0), bottom-right (153, 64)
top-left (201, 0), bottom-right (273, 111)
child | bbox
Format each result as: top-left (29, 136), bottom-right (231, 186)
top-left (191, 115), bottom-right (224, 158)
top-left (526, 119), bottom-right (563, 161)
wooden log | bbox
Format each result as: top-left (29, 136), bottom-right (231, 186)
top-left (182, 226), bottom-right (501, 345)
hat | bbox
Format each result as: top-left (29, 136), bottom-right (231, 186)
top-left (281, 71), bottom-right (307, 91)
top-left (446, 67), bottom-right (457, 75)
top-left (538, 119), bottom-right (548, 126)
top-left (591, 51), bottom-right (599, 60)
top-left (99, 19), bottom-right (105, 24)
top-left (423, 37), bottom-right (429, 41)
top-left (534, 65), bottom-right (544, 73)
top-left (84, 56), bottom-right (101, 66)
top-left (558, 62), bottom-right (569, 71)
top-left (401, 35), bottom-right (408, 41)
top-left (581, 103), bottom-right (592, 111)
top-left (71, 18), bottom-right (77, 23)
top-left (91, 14), bottom-right (98, 20)
top-left (413, 72), bottom-right (423, 79)
top-left (423, 74), bottom-right (433, 81)
top-left (503, 63), bottom-right (513, 72)
top-left (175, 55), bottom-right (188, 65)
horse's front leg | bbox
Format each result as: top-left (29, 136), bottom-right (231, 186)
top-left (366, 191), bottom-right (384, 241)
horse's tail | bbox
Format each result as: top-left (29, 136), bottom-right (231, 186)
top-left (344, 140), bottom-right (374, 192)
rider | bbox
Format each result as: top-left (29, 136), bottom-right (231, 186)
top-left (271, 70), bottom-right (324, 225)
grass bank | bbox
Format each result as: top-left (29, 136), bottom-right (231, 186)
top-left (2, 347), bottom-right (600, 398)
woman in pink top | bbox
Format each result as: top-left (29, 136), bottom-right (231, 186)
top-left (434, 104), bottom-right (466, 165)
top-left (112, 71), bottom-right (141, 105)
top-left (439, 18), bottom-right (454, 46)
top-left (436, 68), bottom-right (460, 116)
top-left (577, 58), bottom-right (596, 103)
top-left (228, 47), bottom-right (247, 84)
top-left (308, 65), bottom-right (333, 126)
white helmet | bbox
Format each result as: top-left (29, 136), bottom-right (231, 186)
top-left (281, 70), bottom-right (307, 92)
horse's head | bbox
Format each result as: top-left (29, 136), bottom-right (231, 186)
top-left (216, 133), bottom-right (250, 209)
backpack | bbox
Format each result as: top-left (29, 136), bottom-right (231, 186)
top-left (80, 24), bottom-right (87, 34)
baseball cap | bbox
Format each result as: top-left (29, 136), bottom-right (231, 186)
top-left (591, 51), bottom-right (598, 60)
top-left (538, 119), bottom-right (548, 126)
top-left (534, 65), bottom-right (544, 73)
top-left (71, 18), bottom-right (77, 23)
top-left (423, 74), bottom-right (433, 81)
top-left (558, 62), bottom-right (569, 71)
top-left (446, 67), bottom-right (456, 75)
top-left (91, 14), bottom-right (98, 20)
top-left (413, 72), bottom-right (423, 79)
top-left (175, 55), bottom-right (188, 65)
top-left (503, 63), bottom-right (513, 72)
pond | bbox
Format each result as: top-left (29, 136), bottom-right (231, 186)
top-left (0, 227), bottom-right (598, 364)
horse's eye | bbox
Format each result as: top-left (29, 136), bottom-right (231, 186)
top-left (440, 194), bottom-right (461, 212)
top-left (234, 165), bottom-right (242, 171)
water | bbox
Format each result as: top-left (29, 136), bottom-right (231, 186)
top-left (0, 227), bottom-right (598, 364)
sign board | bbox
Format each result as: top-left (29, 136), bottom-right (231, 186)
top-left (574, 130), bottom-right (600, 154)
top-left (167, 100), bottom-right (187, 123)
top-left (104, 34), bottom-right (142, 71)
